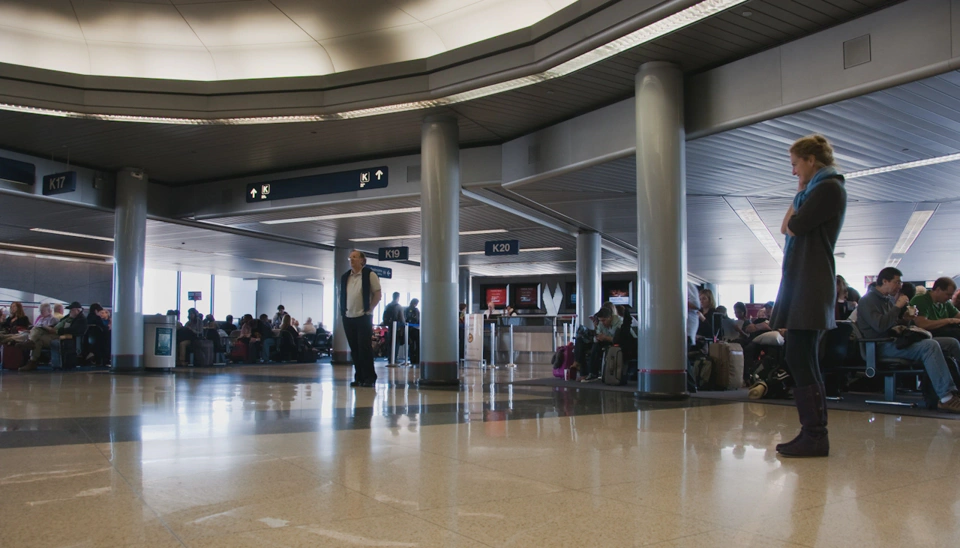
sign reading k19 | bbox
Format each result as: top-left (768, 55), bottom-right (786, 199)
top-left (246, 166), bottom-right (388, 203)
top-left (378, 247), bottom-right (409, 261)
top-left (485, 240), bottom-right (519, 256)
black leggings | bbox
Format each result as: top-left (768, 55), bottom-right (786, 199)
top-left (785, 329), bottom-right (822, 387)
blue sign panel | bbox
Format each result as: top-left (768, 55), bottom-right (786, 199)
top-left (484, 240), bottom-right (520, 256)
top-left (378, 246), bottom-right (409, 261)
top-left (367, 265), bottom-right (392, 279)
top-left (187, 291), bottom-right (202, 301)
top-left (246, 166), bottom-right (388, 203)
top-left (42, 171), bottom-right (78, 196)
top-left (0, 157), bottom-right (35, 186)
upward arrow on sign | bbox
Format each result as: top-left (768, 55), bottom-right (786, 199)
top-left (375, 170), bottom-right (384, 180)
top-left (250, 188), bottom-right (258, 199)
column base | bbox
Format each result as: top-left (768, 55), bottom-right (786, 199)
top-left (331, 351), bottom-right (352, 365)
top-left (419, 361), bottom-right (459, 386)
top-left (635, 369), bottom-right (688, 400)
top-left (112, 354), bottom-right (144, 371)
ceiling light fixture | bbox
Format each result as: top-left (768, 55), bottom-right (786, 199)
top-left (350, 229), bottom-right (508, 242)
top-left (305, 278), bottom-right (324, 283)
top-left (0, 249), bottom-right (108, 264)
top-left (845, 153), bottom-right (960, 179)
top-left (460, 246), bottom-right (562, 255)
top-left (0, 243), bottom-right (113, 260)
top-left (889, 209), bottom-right (935, 256)
top-left (30, 228), bottom-right (114, 242)
top-left (249, 258), bottom-right (322, 270)
top-left (0, 0), bottom-right (745, 126)
top-left (724, 197), bottom-right (783, 265)
top-left (260, 207), bottom-right (421, 225)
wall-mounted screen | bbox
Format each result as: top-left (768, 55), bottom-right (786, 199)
top-left (603, 280), bottom-right (633, 307)
top-left (565, 281), bottom-right (577, 309)
top-left (483, 286), bottom-right (508, 308)
top-left (513, 284), bottom-right (539, 309)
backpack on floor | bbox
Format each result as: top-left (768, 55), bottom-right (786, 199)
top-left (602, 345), bottom-right (627, 386)
top-left (1, 343), bottom-right (27, 370)
top-left (689, 354), bottom-right (714, 391)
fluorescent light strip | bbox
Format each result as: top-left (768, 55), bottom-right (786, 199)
top-left (350, 229), bottom-right (507, 242)
top-left (0, 243), bottom-right (113, 260)
top-left (305, 278), bottom-right (324, 282)
top-left (460, 246), bottom-right (562, 255)
top-left (261, 207), bottom-right (421, 225)
top-left (249, 258), bottom-right (322, 270)
top-left (890, 210), bottom-right (934, 256)
top-left (846, 153), bottom-right (960, 179)
top-left (0, 0), bottom-right (744, 126)
top-left (30, 228), bottom-right (114, 242)
top-left (725, 197), bottom-right (783, 265)
top-left (0, 249), bottom-right (108, 264)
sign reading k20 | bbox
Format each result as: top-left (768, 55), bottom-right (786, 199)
top-left (484, 240), bottom-right (520, 256)
top-left (246, 166), bottom-right (388, 203)
top-left (378, 247), bottom-right (409, 261)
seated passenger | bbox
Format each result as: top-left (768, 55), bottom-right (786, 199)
top-left (83, 303), bottom-right (111, 364)
top-left (21, 301), bottom-right (87, 371)
top-left (220, 314), bottom-right (238, 333)
top-left (53, 303), bottom-right (64, 320)
top-left (580, 307), bottom-right (621, 383)
top-left (911, 277), bottom-right (960, 339)
top-left (2, 302), bottom-right (30, 334)
top-left (835, 275), bottom-right (856, 321)
top-left (301, 317), bottom-right (317, 335)
top-left (696, 289), bottom-right (720, 341)
top-left (857, 267), bottom-right (960, 413)
top-left (275, 314), bottom-right (299, 361)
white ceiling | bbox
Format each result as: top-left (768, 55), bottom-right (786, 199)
top-left (0, 0), bottom-right (576, 80)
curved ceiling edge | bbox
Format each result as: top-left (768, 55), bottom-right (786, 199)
top-left (0, 0), bottom-right (744, 124)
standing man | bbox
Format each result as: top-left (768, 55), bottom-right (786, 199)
top-left (341, 250), bottom-right (381, 387)
top-left (382, 292), bottom-right (405, 360)
top-left (405, 298), bottom-right (420, 365)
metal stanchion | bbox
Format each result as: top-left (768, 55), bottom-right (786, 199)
top-left (489, 322), bottom-right (497, 368)
top-left (506, 325), bottom-right (517, 368)
top-left (552, 323), bottom-right (558, 348)
top-left (386, 321), bottom-right (398, 367)
top-left (401, 323), bottom-right (410, 366)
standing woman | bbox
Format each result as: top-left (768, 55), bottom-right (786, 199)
top-left (771, 134), bottom-right (846, 458)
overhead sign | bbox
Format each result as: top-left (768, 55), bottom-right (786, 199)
top-left (0, 157), bottom-right (35, 186)
top-left (246, 166), bottom-right (388, 203)
top-left (42, 171), bottom-right (78, 196)
top-left (367, 265), bottom-right (392, 279)
top-left (485, 239), bottom-right (519, 256)
top-left (187, 291), bottom-right (202, 301)
top-left (378, 246), bottom-right (409, 261)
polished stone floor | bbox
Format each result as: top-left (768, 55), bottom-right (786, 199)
top-left (1, 361), bottom-right (959, 547)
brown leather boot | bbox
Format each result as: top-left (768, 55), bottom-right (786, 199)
top-left (778, 382), bottom-right (829, 458)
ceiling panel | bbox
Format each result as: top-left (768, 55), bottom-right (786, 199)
top-left (0, 0), bottom-right (896, 184)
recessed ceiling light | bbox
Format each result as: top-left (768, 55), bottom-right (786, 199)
top-left (889, 209), bottom-right (935, 255)
top-left (0, 243), bottom-right (113, 260)
top-left (249, 258), bottom-right (322, 270)
top-left (845, 152), bottom-right (960, 179)
top-left (724, 197), bottom-right (783, 265)
top-left (742, 11), bottom-right (752, 17)
top-left (261, 207), bottom-right (420, 225)
top-left (0, 0), bottom-right (747, 125)
top-left (30, 228), bottom-right (114, 242)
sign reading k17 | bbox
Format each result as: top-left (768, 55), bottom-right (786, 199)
top-left (42, 171), bottom-right (77, 196)
top-left (485, 240), bottom-right (519, 256)
top-left (378, 247), bottom-right (409, 261)
top-left (246, 166), bottom-right (388, 203)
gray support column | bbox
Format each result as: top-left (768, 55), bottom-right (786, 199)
top-left (458, 267), bottom-right (471, 309)
top-left (419, 115), bottom-right (460, 386)
top-left (331, 247), bottom-right (351, 365)
top-left (112, 168), bottom-right (147, 371)
top-left (635, 62), bottom-right (688, 399)
top-left (576, 231), bottom-right (601, 330)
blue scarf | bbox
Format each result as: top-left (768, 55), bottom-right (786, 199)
top-left (783, 166), bottom-right (839, 260)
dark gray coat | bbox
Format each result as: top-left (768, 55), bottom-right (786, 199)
top-left (770, 178), bottom-right (846, 331)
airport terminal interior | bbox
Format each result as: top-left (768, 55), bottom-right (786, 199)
top-left (2, 0), bottom-right (960, 546)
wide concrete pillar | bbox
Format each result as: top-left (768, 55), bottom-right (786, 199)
top-left (458, 266), bottom-right (471, 309)
top-left (419, 115), bottom-right (460, 386)
top-left (576, 231), bottom-right (601, 330)
top-left (112, 168), bottom-right (147, 371)
top-left (635, 62), bottom-right (688, 399)
top-left (331, 247), bottom-right (351, 365)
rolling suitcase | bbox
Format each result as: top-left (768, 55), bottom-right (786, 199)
top-left (191, 339), bottom-right (214, 367)
top-left (602, 345), bottom-right (627, 386)
top-left (708, 341), bottom-right (744, 390)
top-left (1, 344), bottom-right (26, 370)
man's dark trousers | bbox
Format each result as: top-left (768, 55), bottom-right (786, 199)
top-left (344, 315), bottom-right (376, 383)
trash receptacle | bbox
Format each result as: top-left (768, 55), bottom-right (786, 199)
top-left (144, 314), bottom-right (176, 370)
